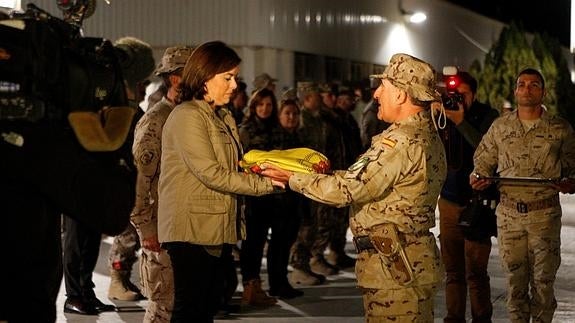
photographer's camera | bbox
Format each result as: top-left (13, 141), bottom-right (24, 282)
top-left (441, 66), bottom-right (464, 110)
top-left (442, 92), bottom-right (464, 110)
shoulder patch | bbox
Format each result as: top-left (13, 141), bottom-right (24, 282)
top-left (382, 137), bottom-right (397, 149)
top-left (348, 156), bottom-right (370, 172)
top-left (345, 149), bottom-right (382, 179)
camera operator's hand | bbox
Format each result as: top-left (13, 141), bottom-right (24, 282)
top-left (445, 101), bottom-right (465, 125)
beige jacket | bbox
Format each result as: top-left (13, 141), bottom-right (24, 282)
top-left (158, 100), bottom-right (275, 245)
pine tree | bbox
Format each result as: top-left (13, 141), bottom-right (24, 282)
top-left (469, 21), bottom-right (575, 126)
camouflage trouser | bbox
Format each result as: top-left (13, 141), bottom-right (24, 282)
top-left (328, 206), bottom-right (350, 254)
top-left (108, 223), bottom-right (140, 271)
top-left (361, 284), bottom-right (436, 322)
top-left (497, 210), bottom-right (561, 323)
top-left (291, 201), bottom-right (336, 268)
top-left (140, 248), bottom-right (174, 323)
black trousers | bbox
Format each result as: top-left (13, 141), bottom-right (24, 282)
top-left (240, 193), bottom-right (302, 290)
top-left (63, 216), bottom-right (102, 299)
top-left (165, 242), bottom-right (233, 323)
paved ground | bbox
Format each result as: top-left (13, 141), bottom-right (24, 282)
top-left (55, 194), bottom-right (575, 322)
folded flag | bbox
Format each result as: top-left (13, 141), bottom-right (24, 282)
top-left (240, 148), bottom-right (331, 174)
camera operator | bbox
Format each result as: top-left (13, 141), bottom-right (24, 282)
top-left (0, 31), bottom-right (154, 322)
top-left (433, 71), bottom-right (499, 323)
top-left (62, 37), bottom-right (155, 316)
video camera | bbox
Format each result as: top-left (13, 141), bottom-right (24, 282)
top-left (0, 0), bottom-right (127, 123)
top-left (440, 66), bottom-right (464, 110)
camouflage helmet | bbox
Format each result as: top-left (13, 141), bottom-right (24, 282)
top-left (154, 46), bottom-right (194, 76)
top-left (370, 53), bottom-right (440, 102)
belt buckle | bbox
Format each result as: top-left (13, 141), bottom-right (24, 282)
top-left (517, 202), bottom-right (528, 213)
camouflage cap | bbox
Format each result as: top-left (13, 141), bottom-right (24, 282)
top-left (155, 46), bottom-right (194, 76)
top-left (318, 83), bottom-right (336, 94)
top-left (281, 87), bottom-right (298, 101)
top-left (370, 53), bottom-right (440, 102)
top-left (253, 73), bottom-right (277, 90)
top-left (296, 81), bottom-right (319, 99)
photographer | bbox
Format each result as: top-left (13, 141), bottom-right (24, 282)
top-left (0, 10), bottom-right (154, 320)
top-left (434, 71), bottom-right (499, 323)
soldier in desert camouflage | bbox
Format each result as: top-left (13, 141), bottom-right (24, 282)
top-left (130, 46), bottom-right (193, 322)
top-left (471, 68), bottom-right (575, 323)
top-left (262, 53), bottom-right (447, 322)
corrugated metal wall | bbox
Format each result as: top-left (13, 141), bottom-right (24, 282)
top-left (24, 0), bottom-right (395, 61)
top-left (20, 0), bottom-right (511, 91)
top-left (23, 0), bottom-right (504, 65)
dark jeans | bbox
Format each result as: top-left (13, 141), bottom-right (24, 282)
top-left (240, 193), bottom-right (301, 290)
top-left (165, 242), bottom-right (232, 323)
top-left (439, 198), bottom-right (493, 323)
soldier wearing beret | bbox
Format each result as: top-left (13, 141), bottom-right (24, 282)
top-left (263, 53), bottom-right (447, 322)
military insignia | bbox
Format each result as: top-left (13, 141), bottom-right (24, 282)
top-left (381, 137), bottom-right (397, 149)
top-left (348, 156), bottom-right (370, 172)
top-left (345, 150), bottom-right (381, 179)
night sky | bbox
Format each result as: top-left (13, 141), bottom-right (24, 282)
top-left (445, 0), bottom-right (571, 47)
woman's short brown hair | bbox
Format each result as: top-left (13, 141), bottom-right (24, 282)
top-left (180, 41), bottom-right (241, 102)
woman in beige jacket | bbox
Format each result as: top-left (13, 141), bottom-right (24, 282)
top-left (158, 41), bottom-right (282, 323)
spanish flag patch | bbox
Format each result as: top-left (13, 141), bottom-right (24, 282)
top-left (381, 137), bottom-right (397, 149)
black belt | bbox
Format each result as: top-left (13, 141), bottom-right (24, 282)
top-left (353, 231), bottom-right (431, 253)
top-left (500, 195), bottom-right (560, 213)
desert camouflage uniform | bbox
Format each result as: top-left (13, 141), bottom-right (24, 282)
top-left (290, 110), bottom-right (447, 321)
top-left (131, 96), bottom-right (175, 322)
top-left (329, 105), bottom-right (363, 262)
top-left (108, 224), bottom-right (140, 271)
top-left (473, 110), bottom-right (575, 323)
top-left (291, 105), bottom-right (345, 270)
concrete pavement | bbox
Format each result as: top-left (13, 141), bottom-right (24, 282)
top-left (55, 194), bottom-right (575, 322)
